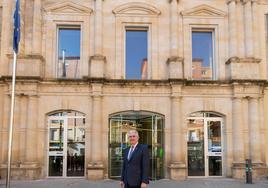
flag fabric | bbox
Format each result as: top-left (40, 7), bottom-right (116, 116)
top-left (13, 0), bottom-right (20, 54)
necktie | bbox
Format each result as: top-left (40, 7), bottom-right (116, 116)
top-left (128, 146), bottom-right (134, 160)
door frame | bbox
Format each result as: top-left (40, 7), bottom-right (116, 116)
top-left (187, 116), bottom-right (224, 177)
top-left (108, 111), bottom-right (165, 180)
top-left (47, 115), bottom-right (85, 178)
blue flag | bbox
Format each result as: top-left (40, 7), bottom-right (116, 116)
top-left (13, 0), bottom-right (20, 54)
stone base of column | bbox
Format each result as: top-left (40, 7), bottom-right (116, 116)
top-left (232, 162), bottom-right (245, 179)
top-left (7, 54), bottom-right (45, 78)
top-left (89, 55), bottom-right (106, 78)
top-left (167, 56), bottom-right (184, 79)
top-left (251, 163), bottom-right (268, 180)
top-left (87, 162), bottom-right (104, 180)
top-left (0, 162), bottom-right (41, 180)
top-left (232, 162), bottom-right (268, 180)
top-left (225, 57), bottom-right (261, 80)
top-left (168, 162), bottom-right (187, 180)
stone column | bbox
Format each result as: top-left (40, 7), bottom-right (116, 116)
top-left (232, 97), bottom-right (245, 178)
top-left (252, 0), bottom-right (260, 58)
top-left (243, 0), bottom-right (254, 57)
top-left (248, 97), bottom-right (262, 164)
top-left (170, 0), bottom-right (178, 57)
top-left (32, 0), bottom-right (42, 55)
top-left (227, 0), bottom-right (237, 57)
top-left (0, 0), bottom-right (12, 75)
top-left (23, 95), bottom-right (40, 179)
top-left (94, 0), bottom-right (103, 55)
top-left (89, 0), bottom-right (105, 78)
top-left (167, 0), bottom-right (183, 79)
top-left (20, 0), bottom-right (25, 54)
top-left (0, 93), bottom-right (10, 178)
top-left (169, 85), bottom-right (186, 180)
top-left (87, 83), bottom-right (104, 180)
top-left (19, 96), bottom-right (27, 163)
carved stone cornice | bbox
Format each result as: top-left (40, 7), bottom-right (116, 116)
top-left (226, 57), bottom-right (261, 64)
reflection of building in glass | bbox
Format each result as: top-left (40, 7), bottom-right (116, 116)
top-left (192, 58), bottom-right (212, 80)
top-left (58, 56), bottom-right (80, 78)
top-left (141, 58), bottom-right (148, 79)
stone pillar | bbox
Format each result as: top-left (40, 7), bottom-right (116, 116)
top-left (227, 0), bottom-right (237, 57)
top-left (169, 85), bottom-right (186, 180)
top-left (167, 0), bottom-right (183, 79)
top-left (0, 0), bottom-right (12, 75)
top-left (32, 0), bottom-right (42, 55)
top-left (243, 0), bottom-right (254, 57)
top-left (87, 83), bottom-right (104, 180)
top-left (20, 0), bottom-right (25, 54)
top-left (0, 93), bottom-right (10, 178)
top-left (19, 96), bottom-right (27, 163)
top-left (232, 97), bottom-right (245, 178)
top-left (23, 95), bottom-right (40, 179)
top-left (94, 0), bottom-right (103, 55)
top-left (248, 97), bottom-right (262, 163)
top-left (237, 1), bottom-right (245, 57)
top-left (89, 0), bottom-right (105, 78)
top-left (252, 0), bottom-right (260, 58)
top-left (170, 0), bottom-right (178, 57)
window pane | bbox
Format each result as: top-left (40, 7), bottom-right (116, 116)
top-left (192, 32), bottom-right (214, 80)
top-left (58, 28), bottom-right (81, 78)
top-left (187, 119), bottom-right (205, 176)
top-left (126, 30), bottom-right (148, 79)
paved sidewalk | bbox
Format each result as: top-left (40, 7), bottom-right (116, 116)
top-left (1, 178), bottom-right (268, 188)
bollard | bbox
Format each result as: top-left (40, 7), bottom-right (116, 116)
top-left (245, 159), bottom-right (252, 184)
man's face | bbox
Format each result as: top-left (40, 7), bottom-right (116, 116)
top-left (128, 132), bottom-right (139, 146)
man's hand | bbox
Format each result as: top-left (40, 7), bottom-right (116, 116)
top-left (141, 182), bottom-right (147, 188)
top-left (120, 181), bottom-right (124, 188)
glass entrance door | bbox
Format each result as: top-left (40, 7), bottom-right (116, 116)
top-left (48, 112), bottom-right (85, 177)
top-left (187, 113), bottom-right (223, 177)
top-left (109, 111), bottom-right (164, 180)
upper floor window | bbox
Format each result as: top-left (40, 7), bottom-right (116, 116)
top-left (125, 28), bottom-right (148, 80)
top-left (57, 27), bottom-right (81, 79)
top-left (192, 31), bottom-right (215, 80)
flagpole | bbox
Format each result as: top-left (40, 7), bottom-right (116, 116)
top-left (6, 51), bottom-right (17, 188)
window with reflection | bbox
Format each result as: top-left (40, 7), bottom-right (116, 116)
top-left (125, 28), bottom-right (148, 79)
top-left (58, 27), bottom-right (81, 79)
top-left (192, 31), bottom-right (214, 80)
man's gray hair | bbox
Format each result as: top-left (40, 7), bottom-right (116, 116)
top-left (128, 129), bottom-right (139, 137)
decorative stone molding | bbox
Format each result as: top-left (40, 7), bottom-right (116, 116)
top-left (44, 1), bottom-right (93, 15)
top-left (181, 4), bottom-right (226, 18)
top-left (226, 57), bottom-right (261, 80)
top-left (167, 56), bottom-right (184, 79)
top-left (7, 54), bottom-right (45, 78)
top-left (112, 2), bottom-right (161, 16)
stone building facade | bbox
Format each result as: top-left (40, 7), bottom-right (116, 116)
top-left (0, 0), bottom-right (268, 181)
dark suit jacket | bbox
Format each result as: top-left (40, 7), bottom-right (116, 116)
top-left (121, 144), bottom-right (149, 186)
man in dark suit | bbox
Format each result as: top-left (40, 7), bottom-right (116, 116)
top-left (120, 130), bottom-right (149, 188)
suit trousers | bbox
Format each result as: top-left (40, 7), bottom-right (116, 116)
top-left (125, 183), bottom-right (140, 188)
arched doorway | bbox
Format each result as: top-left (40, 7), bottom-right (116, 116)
top-left (109, 111), bottom-right (165, 180)
top-left (187, 112), bottom-right (224, 177)
top-left (47, 111), bottom-right (85, 177)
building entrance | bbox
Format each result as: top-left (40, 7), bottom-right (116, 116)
top-left (47, 111), bottom-right (85, 177)
top-left (187, 112), bottom-right (224, 177)
top-left (109, 111), bottom-right (164, 180)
